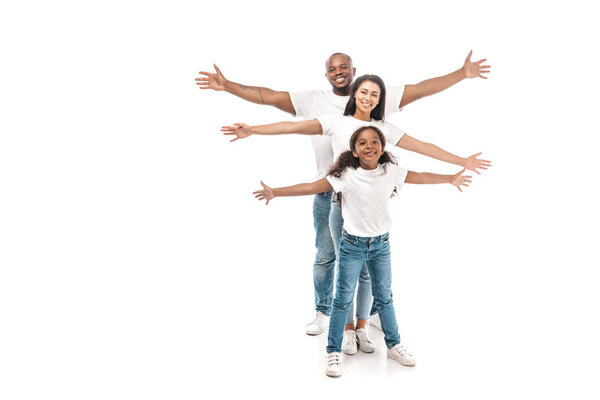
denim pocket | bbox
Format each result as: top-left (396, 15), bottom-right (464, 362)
top-left (342, 232), bottom-right (358, 245)
top-left (380, 233), bottom-right (390, 244)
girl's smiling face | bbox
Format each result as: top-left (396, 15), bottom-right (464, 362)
top-left (354, 80), bottom-right (381, 115)
top-left (352, 128), bottom-right (384, 169)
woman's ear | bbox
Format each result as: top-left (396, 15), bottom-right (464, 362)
top-left (352, 150), bottom-right (358, 158)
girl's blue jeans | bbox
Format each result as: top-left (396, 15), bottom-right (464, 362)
top-left (329, 201), bottom-right (373, 324)
top-left (326, 229), bottom-right (401, 353)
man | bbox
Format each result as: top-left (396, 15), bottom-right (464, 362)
top-left (196, 51), bottom-right (490, 338)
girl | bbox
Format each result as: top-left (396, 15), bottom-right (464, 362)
top-left (223, 74), bottom-right (490, 354)
top-left (253, 126), bottom-right (472, 377)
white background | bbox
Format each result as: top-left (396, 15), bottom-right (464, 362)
top-left (1, 0), bottom-right (599, 398)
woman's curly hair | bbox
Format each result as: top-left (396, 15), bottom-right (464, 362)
top-left (327, 126), bottom-right (397, 178)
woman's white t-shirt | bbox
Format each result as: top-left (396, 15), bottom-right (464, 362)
top-left (289, 86), bottom-right (405, 178)
top-left (325, 163), bottom-right (408, 237)
top-left (317, 115), bottom-right (406, 161)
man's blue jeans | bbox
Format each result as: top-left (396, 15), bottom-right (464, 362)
top-left (326, 230), bottom-right (401, 353)
top-left (312, 192), bottom-right (336, 315)
top-left (329, 201), bottom-right (373, 324)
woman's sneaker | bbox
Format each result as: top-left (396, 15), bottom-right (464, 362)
top-left (356, 328), bottom-right (375, 353)
top-left (306, 311), bottom-right (328, 336)
top-left (325, 352), bottom-right (342, 377)
top-left (341, 330), bottom-right (358, 355)
top-left (368, 313), bottom-right (382, 331)
top-left (387, 344), bottom-right (416, 366)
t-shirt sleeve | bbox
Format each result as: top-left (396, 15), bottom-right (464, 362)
top-left (381, 121), bottom-right (405, 147)
top-left (289, 90), bottom-right (316, 119)
top-left (316, 114), bottom-right (337, 136)
top-left (384, 85), bottom-right (406, 117)
top-left (326, 172), bottom-right (345, 193)
top-left (391, 164), bottom-right (409, 187)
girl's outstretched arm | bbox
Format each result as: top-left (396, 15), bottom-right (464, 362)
top-left (405, 168), bottom-right (472, 192)
top-left (253, 178), bottom-right (333, 205)
top-left (221, 119), bottom-right (322, 142)
top-left (396, 134), bottom-right (492, 174)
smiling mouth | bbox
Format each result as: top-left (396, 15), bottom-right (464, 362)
top-left (334, 76), bottom-right (346, 83)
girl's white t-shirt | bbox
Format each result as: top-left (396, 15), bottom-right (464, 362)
top-left (289, 86), bottom-right (405, 178)
top-left (325, 163), bottom-right (408, 237)
top-left (317, 115), bottom-right (406, 162)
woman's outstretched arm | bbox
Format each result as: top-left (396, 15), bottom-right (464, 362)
top-left (253, 179), bottom-right (333, 205)
top-left (405, 168), bottom-right (472, 192)
top-left (396, 134), bottom-right (492, 174)
top-left (221, 119), bottom-right (322, 142)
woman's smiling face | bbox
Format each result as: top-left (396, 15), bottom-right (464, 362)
top-left (354, 80), bottom-right (381, 115)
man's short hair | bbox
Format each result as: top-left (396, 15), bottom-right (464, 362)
top-left (326, 52), bottom-right (353, 67)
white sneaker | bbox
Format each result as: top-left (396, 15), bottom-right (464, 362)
top-left (341, 330), bottom-right (358, 355)
top-left (356, 328), bottom-right (375, 353)
top-left (387, 344), bottom-right (416, 366)
top-left (368, 313), bottom-right (382, 332)
top-left (306, 311), bottom-right (328, 336)
top-left (325, 352), bottom-right (342, 377)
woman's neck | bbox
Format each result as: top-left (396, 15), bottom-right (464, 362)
top-left (352, 110), bottom-right (371, 122)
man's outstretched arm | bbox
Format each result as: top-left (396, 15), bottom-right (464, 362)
top-left (399, 50), bottom-right (491, 108)
top-left (196, 64), bottom-right (296, 115)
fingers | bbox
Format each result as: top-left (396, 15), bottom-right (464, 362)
top-left (197, 71), bottom-right (214, 77)
top-left (466, 49), bottom-right (473, 61)
top-left (214, 64), bottom-right (223, 75)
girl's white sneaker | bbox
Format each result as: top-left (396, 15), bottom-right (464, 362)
top-left (387, 344), bottom-right (416, 366)
top-left (341, 330), bottom-right (358, 355)
top-left (325, 352), bottom-right (342, 377)
top-left (356, 328), bottom-right (375, 353)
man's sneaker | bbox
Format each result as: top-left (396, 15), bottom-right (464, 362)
top-left (341, 329), bottom-right (358, 355)
top-left (306, 311), bottom-right (328, 336)
top-left (387, 344), bottom-right (416, 366)
top-left (356, 328), bottom-right (375, 353)
top-left (368, 313), bottom-right (382, 332)
top-left (325, 352), bottom-right (342, 377)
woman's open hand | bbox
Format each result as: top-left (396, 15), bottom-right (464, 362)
top-left (221, 123), bottom-right (252, 142)
top-left (450, 168), bottom-right (472, 192)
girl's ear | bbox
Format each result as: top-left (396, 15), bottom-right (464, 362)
top-left (352, 150), bottom-right (358, 158)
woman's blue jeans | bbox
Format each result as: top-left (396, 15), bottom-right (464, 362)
top-left (326, 230), bottom-right (401, 353)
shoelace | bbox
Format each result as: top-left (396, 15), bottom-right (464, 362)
top-left (343, 330), bottom-right (356, 344)
top-left (327, 353), bottom-right (341, 366)
top-left (356, 330), bottom-right (372, 344)
top-left (312, 312), bottom-right (325, 324)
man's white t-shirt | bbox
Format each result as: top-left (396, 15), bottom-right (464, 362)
top-left (316, 115), bottom-right (406, 162)
top-left (289, 86), bottom-right (405, 178)
top-left (326, 163), bottom-right (408, 237)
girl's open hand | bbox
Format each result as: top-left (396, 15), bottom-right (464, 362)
top-left (253, 181), bottom-right (274, 205)
top-left (463, 152), bottom-right (492, 174)
top-left (221, 123), bottom-right (252, 142)
top-left (451, 168), bottom-right (472, 192)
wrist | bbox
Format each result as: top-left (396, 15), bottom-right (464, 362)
top-left (459, 66), bottom-right (467, 80)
